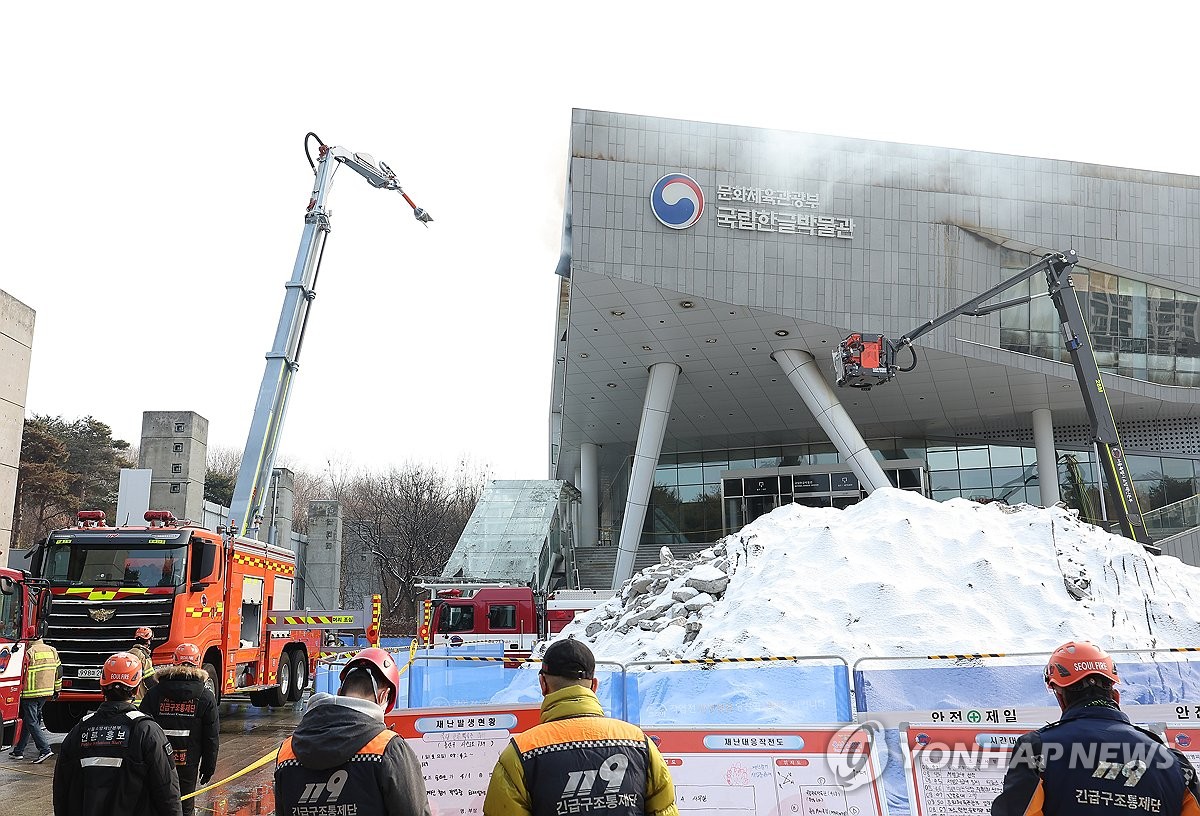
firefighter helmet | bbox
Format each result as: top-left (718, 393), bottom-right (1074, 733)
top-left (339, 647), bottom-right (400, 709)
top-left (101, 652), bottom-right (143, 688)
top-left (1044, 640), bottom-right (1119, 688)
top-left (173, 643), bottom-right (201, 666)
top-left (134, 626), bottom-right (153, 642)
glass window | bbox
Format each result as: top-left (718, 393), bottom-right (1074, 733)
top-left (957, 447), bottom-right (992, 470)
top-left (439, 605), bottom-right (475, 633)
top-left (992, 466), bottom-right (1029, 489)
top-left (932, 489), bottom-right (963, 502)
top-left (0, 590), bottom-right (19, 641)
top-left (754, 446), bottom-right (782, 468)
top-left (1161, 458), bottom-right (1196, 480)
top-left (677, 484), bottom-right (706, 503)
top-left (1126, 455), bottom-right (1163, 482)
top-left (960, 469), bottom-right (994, 490)
top-left (930, 471), bottom-right (960, 490)
top-left (677, 464), bottom-right (704, 485)
top-left (1090, 272), bottom-right (1120, 337)
top-left (926, 449), bottom-right (958, 470)
top-left (488, 605), bottom-right (516, 630)
top-left (989, 446), bottom-right (1023, 467)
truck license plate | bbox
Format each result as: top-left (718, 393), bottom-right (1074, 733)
top-left (77, 668), bottom-right (103, 679)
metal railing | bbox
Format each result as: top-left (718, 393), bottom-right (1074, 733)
top-left (1143, 493), bottom-right (1200, 536)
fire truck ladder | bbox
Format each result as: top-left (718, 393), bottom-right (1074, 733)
top-left (265, 594), bottom-right (383, 659)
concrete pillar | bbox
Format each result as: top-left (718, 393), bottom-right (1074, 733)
top-left (306, 500), bottom-right (343, 609)
top-left (773, 349), bottom-right (890, 492)
top-left (612, 363), bottom-right (680, 590)
top-left (1032, 408), bottom-right (1060, 506)
top-left (580, 443), bottom-right (599, 550)
top-left (260, 468), bottom-right (294, 547)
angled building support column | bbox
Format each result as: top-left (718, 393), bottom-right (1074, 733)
top-left (1032, 407), bottom-right (1060, 507)
top-left (580, 442), bottom-right (599, 549)
top-left (612, 363), bottom-right (680, 590)
top-left (773, 349), bottom-right (890, 493)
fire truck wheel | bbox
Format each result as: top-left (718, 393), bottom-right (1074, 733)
top-left (42, 700), bottom-right (81, 733)
top-left (287, 651), bottom-right (308, 702)
top-left (267, 654), bottom-right (292, 707)
top-left (202, 662), bottom-right (220, 704)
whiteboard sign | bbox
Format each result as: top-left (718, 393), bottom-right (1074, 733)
top-left (647, 725), bottom-right (889, 816)
top-left (901, 724), bottom-right (1032, 816)
top-left (389, 702), bottom-right (544, 816)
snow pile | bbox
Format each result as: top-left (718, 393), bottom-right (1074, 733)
top-left (557, 488), bottom-right (1200, 664)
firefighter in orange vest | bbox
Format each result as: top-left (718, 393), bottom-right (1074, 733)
top-left (275, 647), bottom-right (431, 816)
top-left (483, 638), bottom-right (679, 816)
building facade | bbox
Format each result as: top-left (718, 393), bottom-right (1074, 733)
top-left (1, 290), bottom-right (35, 565)
top-left (550, 109), bottom-right (1200, 587)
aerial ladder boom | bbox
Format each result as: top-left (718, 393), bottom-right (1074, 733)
top-left (834, 250), bottom-right (1157, 553)
top-left (230, 134), bottom-right (431, 537)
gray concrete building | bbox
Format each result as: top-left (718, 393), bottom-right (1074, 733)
top-left (551, 109), bottom-right (1200, 588)
top-left (138, 411), bottom-right (208, 522)
top-left (1, 290), bottom-right (34, 564)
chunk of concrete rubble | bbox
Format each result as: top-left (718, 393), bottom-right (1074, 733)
top-left (685, 563), bottom-right (729, 595)
top-left (684, 592), bottom-right (715, 612)
top-left (672, 586), bottom-right (700, 603)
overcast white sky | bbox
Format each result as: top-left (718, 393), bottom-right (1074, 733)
top-left (4, 3), bottom-right (1198, 481)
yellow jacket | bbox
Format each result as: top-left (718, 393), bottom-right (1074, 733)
top-left (23, 639), bottom-right (62, 698)
top-left (483, 685), bottom-right (679, 816)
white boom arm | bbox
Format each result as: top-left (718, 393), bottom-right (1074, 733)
top-left (229, 138), bottom-right (431, 537)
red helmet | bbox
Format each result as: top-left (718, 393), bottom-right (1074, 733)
top-left (1044, 641), bottom-right (1119, 688)
top-left (134, 626), bottom-right (153, 642)
top-left (173, 643), bottom-right (201, 666)
top-left (101, 652), bottom-right (143, 689)
top-left (339, 647), bottom-right (400, 709)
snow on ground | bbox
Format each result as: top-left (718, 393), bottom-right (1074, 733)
top-left (554, 487), bottom-right (1200, 664)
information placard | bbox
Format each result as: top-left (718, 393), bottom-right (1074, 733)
top-left (900, 724), bottom-right (1031, 816)
top-left (1164, 723), bottom-right (1200, 769)
top-left (389, 702), bottom-right (544, 816)
top-left (647, 725), bottom-right (888, 816)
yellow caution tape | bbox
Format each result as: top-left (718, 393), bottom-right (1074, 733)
top-left (184, 747), bottom-right (277, 800)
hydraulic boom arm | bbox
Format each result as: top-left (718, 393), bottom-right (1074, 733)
top-left (229, 135), bottom-right (431, 537)
top-left (834, 250), bottom-right (1157, 553)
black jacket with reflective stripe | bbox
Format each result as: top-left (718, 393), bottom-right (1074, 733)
top-left (53, 701), bottom-right (182, 816)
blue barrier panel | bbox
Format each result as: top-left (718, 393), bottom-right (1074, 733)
top-left (407, 643), bottom-right (507, 707)
top-left (626, 657), bottom-right (851, 726)
top-left (404, 655), bottom-right (625, 717)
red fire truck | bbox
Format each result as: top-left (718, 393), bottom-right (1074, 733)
top-left (417, 581), bottom-right (615, 661)
top-left (0, 568), bottom-right (51, 748)
top-left (30, 509), bottom-right (325, 731)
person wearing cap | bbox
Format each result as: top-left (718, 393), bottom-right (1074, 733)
top-left (275, 647), bottom-right (431, 816)
top-left (483, 638), bottom-right (679, 816)
top-left (992, 640), bottom-right (1200, 816)
top-left (53, 651), bottom-right (182, 816)
top-left (140, 643), bottom-right (219, 816)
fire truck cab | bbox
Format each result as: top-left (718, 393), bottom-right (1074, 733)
top-left (0, 569), bottom-right (50, 748)
top-left (32, 510), bottom-right (322, 731)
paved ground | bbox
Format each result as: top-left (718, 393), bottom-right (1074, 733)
top-left (1, 697), bottom-right (303, 816)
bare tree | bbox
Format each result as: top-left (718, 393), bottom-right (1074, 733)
top-left (342, 458), bottom-right (489, 632)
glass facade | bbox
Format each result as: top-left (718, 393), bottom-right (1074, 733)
top-left (998, 268), bottom-right (1200, 385)
top-left (636, 439), bottom-right (1200, 547)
